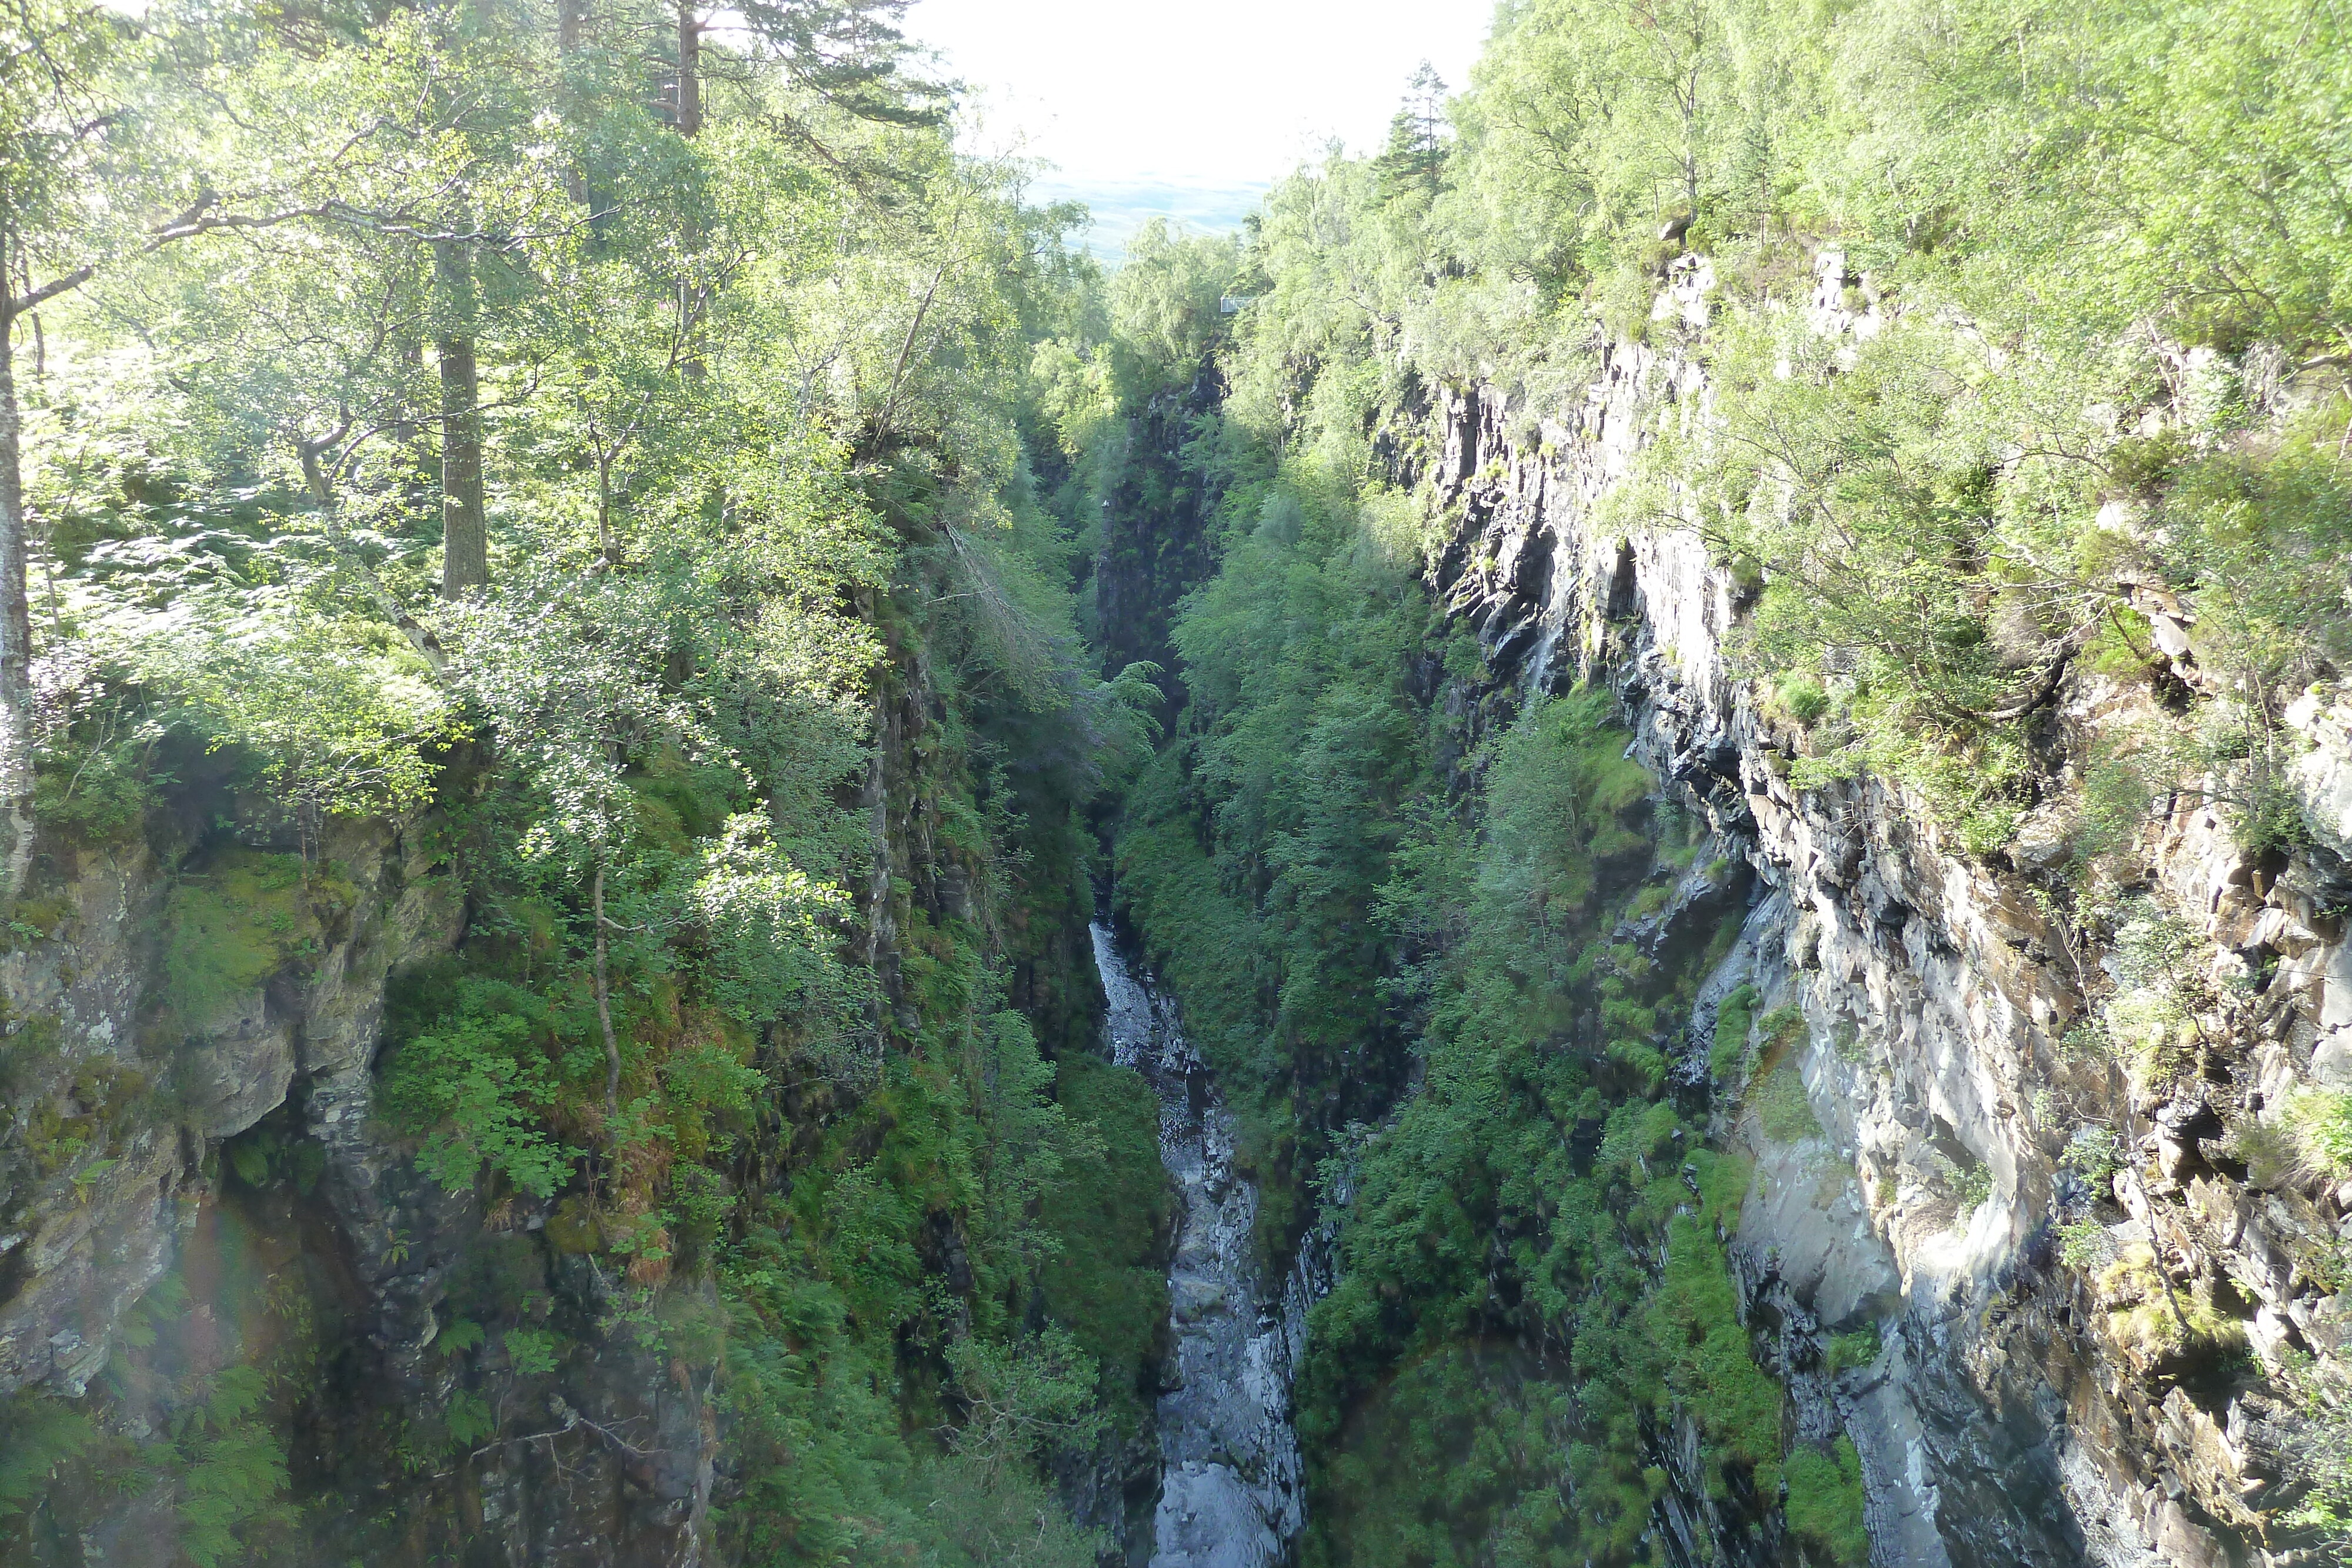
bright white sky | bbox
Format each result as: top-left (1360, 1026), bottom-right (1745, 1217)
top-left (905, 0), bottom-right (1496, 257)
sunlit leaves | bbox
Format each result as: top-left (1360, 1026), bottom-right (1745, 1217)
top-left (689, 813), bottom-right (854, 1023)
top-left (102, 586), bottom-right (461, 820)
top-left (380, 978), bottom-right (580, 1198)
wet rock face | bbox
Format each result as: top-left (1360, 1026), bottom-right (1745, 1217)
top-left (1093, 925), bottom-right (1318, 1568)
top-left (1406, 253), bottom-right (2352, 1567)
top-left (0, 834), bottom-right (183, 1397)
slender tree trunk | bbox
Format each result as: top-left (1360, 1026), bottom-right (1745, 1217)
top-left (593, 861), bottom-right (622, 1128)
top-left (596, 448), bottom-right (622, 565)
top-left (556, 0), bottom-right (592, 208)
top-left (0, 303), bottom-right (37, 900)
top-left (861, 257), bottom-right (949, 462)
top-left (673, 4), bottom-right (708, 378)
top-left (676, 4), bottom-right (701, 138)
top-left (435, 238), bottom-right (489, 599)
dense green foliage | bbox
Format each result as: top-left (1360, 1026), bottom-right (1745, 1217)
top-left (1123, 556), bottom-right (1782, 1562)
top-left (1296, 690), bottom-right (1776, 1566)
top-left (7, 0), bottom-right (2347, 1560)
top-left (1223, 0), bottom-right (2352, 861)
top-left (1, 0), bottom-right (1171, 1559)
top-left (1095, 180), bottom-right (1812, 1563)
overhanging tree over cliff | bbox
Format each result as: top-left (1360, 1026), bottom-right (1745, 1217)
top-left (0, 0), bottom-right (302, 891)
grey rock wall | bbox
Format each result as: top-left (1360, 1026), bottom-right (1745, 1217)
top-left (0, 808), bottom-right (723, 1567)
top-left (0, 833), bottom-right (182, 1399)
top-left (1410, 251), bottom-right (2352, 1567)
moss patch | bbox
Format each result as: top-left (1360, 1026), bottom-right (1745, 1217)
top-left (161, 851), bottom-right (333, 1027)
top-left (1754, 1065), bottom-right (1822, 1144)
top-left (1711, 983), bottom-right (1759, 1080)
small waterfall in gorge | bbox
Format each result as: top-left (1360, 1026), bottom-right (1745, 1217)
top-left (1091, 923), bottom-right (1324, 1568)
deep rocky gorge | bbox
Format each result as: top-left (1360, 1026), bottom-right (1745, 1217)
top-left (4, 235), bottom-right (2349, 1568)
top-left (1093, 924), bottom-right (1318, 1568)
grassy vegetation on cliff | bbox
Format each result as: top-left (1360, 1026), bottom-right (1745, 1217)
top-left (1225, 0), bottom-right (2352, 865)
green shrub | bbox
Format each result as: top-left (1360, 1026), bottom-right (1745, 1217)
top-left (2062, 1126), bottom-right (2124, 1189)
top-left (1825, 1323), bottom-right (1881, 1376)
top-left (1654, 1211), bottom-right (1786, 1497)
top-left (379, 978), bottom-right (579, 1199)
top-left (2287, 1090), bottom-right (2352, 1178)
top-left (114, 594), bottom-right (460, 824)
top-left (1775, 677), bottom-right (1832, 727)
top-left (1037, 1055), bottom-right (1172, 1429)
top-left (169, 1368), bottom-right (296, 1567)
top-left (1711, 983), bottom-right (1759, 1079)
top-left (2059, 1220), bottom-right (2113, 1271)
top-left (1758, 1005), bottom-right (1806, 1051)
top-left (1948, 1161), bottom-right (1994, 1213)
top-left (2082, 607), bottom-right (2162, 678)
top-left (503, 1328), bottom-right (561, 1377)
top-left (1754, 1066), bottom-right (1820, 1144)
top-left (1784, 1436), bottom-right (1869, 1567)
top-left (0, 1393), bottom-right (99, 1528)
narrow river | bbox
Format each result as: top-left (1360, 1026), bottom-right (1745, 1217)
top-left (1090, 923), bottom-right (1317, 1568)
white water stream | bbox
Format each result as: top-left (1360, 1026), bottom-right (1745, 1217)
top-left (1091, 924), bottom-right (1321, 1568)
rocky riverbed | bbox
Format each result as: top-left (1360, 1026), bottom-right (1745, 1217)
top-left (1091, 923), bottom-right (1317, 1568)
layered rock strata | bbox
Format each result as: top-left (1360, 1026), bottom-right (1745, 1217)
top-left (1419, 253), bottom-right (2352, 1567)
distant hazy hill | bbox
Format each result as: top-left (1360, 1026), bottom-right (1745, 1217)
top-left (1032, 175), bottom-right (1271, 260)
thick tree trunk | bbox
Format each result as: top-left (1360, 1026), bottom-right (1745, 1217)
top-left (0, 307), bottom-right (36, 899)
top-left (434, 238), bottom-right (488, 599)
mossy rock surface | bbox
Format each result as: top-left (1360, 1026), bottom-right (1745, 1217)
top-left (1753, 1065), bottom-right (1822, 1145)
top-left (161, 850), bottom-right (343, 1029)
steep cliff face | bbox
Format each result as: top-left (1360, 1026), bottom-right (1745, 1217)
top-left (0, 785), bottom-right (737, 1563)
top-left (1416, 253), bottom-right (2351, 1567)
top-left (0, 808), bottom-right (463, 1403)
